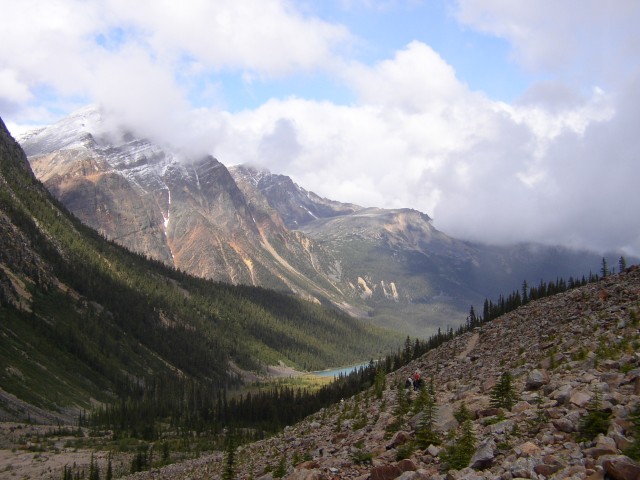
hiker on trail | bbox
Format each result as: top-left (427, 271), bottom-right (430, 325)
top-left (405, 376), bottom-right (413, 389)
top-left (413, 370), bottom-right (422, 391)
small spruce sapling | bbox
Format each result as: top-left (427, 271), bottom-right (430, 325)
top-left (490, 372), bottom-right (517, 411)
top-left (624, 403), bottom-right (640, 460)
top-left (578, 387), bottom-right (611, 441)
top-left (416, 389), bottom-right (440, 448)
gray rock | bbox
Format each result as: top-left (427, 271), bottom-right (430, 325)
top-left (489, 419), bottom-right (515, 435)
top-left (470, 437), bottom-right (496, 469)
top-left (569, 389), bottom-right (592, 407)
top-left (526, 369), bottom-right (550, 390)
top-left (436, 403), bottom-right (458, 433)
top-left (427, 444), bottom-right (442, 457)
top-left (286, 469), bottom-right (328, 480)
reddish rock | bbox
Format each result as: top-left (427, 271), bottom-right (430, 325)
top-left (386, 431), bottom-right (412, 450)
top-left (370, 464), bottom-right (403, 480)
top-left (287, 469), bottom-right (328, 480)
top-left (601, 455), bottom-right (640, 480)
top-left (477, 407), bottom-right (503, 418)
top-left (396, 459), bottom-right (417, 472)
top-left (534, 463), bottom-right (562, 476)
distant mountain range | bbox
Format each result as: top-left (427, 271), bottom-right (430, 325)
top-left (19, 106), bottom-right (631, 336)
top-left (0, 115), bottom-right (395, 422)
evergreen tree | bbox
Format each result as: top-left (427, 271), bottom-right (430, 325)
top-left (453, 402), bottom-right (471, 424)
top-left (490, 372), bottom-right (517, 410)
top-left (403, 336), bottom-right (413, 363)
top-left (624, 403), bottom-right (640, 460)
top-left (415, 389), bottom-right (439, 448)
top-left (601, 257), bottom-right (609, 278)
top-left (374, 367), bottom-right (386, 400)
top-left (467, 306), bottom-right (477, 329)
top-left (619, 256), bottom-right (627, 273)
top-left (522, 280), bottom-right (528, 304)
top-left (222, 432), bottom-right (238, 480)
top-left (579, 387), bottom-right (611, 441)
top-left (106, 452), bottom-right (113, 480)
top-left (89, 453), bottom-right (99, 480)
top-left (441, 420), bottom-right (475, 470)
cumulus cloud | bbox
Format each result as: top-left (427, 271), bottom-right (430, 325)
top-left (454, 0), bottom-right (640, 85)
top-left (1, 0), bottom-right (638, 256)
top-left (208, 37), bottom-right (638, 255)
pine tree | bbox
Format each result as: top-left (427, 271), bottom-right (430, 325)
top-left (222, 431), bottom-right (237, 480)
top-left (453, 402), bottom-right (471, 424)
top-left (619, 256), bottom-right (627, 273)
top-left (106, 452), bottom-right (113, 480)
top-left (624, 403), bottom-right (640, 460)
top-left (374, 367), bottom-right (386, 400)
top-left (579, 387), bottom-right (611, 441)
top-left (89, 453), bottom-right (100, 480)
top-left (441, 420), bottom-right (475, 470)
top-left (415, 389), bottom-right (439, 448)
top-left (601, 258), bottom-right (609, 278)
top-left (490, 372), bottom-right (517, 410)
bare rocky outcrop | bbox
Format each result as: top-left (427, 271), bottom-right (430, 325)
top-left (123, 266), bottom-right (640, 479)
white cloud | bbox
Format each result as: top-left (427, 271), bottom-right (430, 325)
top-left (454, 0), bottom-right (640, 84)
top-left (208, 39), bottom-right (638, 255)
top-left (1, 0), bottom-right (638, 256)
top-left (0, 69), bottom-right (33, 112)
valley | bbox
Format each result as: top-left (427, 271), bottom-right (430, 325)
top-left (18, 107), bottom-right (632, 337)
top-left (3, 109), bottom-right (640, 479)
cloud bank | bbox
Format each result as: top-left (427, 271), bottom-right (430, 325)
top-left (1, 0), bottom-right (639, 256)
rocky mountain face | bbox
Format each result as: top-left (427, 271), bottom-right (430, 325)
top-left (0, 114), bottom-right (395, 423)
top-left (125, 266), bottom-right (640, 480)
top-left (20, 107), bottom-right (631, 335)
top-left (243, 171), bottom-right (616, 335)
top-left (21, 107), bottom-right (351, 305)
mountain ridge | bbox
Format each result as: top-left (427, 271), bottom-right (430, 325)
top-left (18, 107), bottom-right (637, 336)
top-left (0, 114), bottom-right (397, 423)
top-left (121, 266), bottom-right (640, 480)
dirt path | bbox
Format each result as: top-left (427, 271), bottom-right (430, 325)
top-left (457, 331), bottom-right (479, 359)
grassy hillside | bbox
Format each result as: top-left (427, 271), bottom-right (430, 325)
top-left (0, 117), bottom-right (400, 421)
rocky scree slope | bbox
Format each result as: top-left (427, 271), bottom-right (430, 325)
top-left (125, 267), bottom-right (640, 480)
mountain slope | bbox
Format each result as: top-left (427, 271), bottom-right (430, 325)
top-left (21, 108), bottom-right (635, 338)
top-left (22, 107), bottom-right (354, 306)
top-left (233, 165), bottom-right (633, 336)
top-left (0, 115), bottom-right (398, 422)
top-left (125, 266), bottom-right (640, 479)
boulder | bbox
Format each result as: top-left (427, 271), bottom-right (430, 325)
top-left (370, 464), bottom-right (403, 480)
top-left (534, 463), bottom-right (563, 476)
top-left (570, 389), bottom-right (592, 408)
top-left (553, 417), bottom-right (576, 433)
top-left (526, 369), bottom-right (550, 390)
top-left (386, 431), bottom-right (412, 450)
top-left (426, 444), bottom-right (441, 457)
top-left (470, 437), bottom-right (496, 469)
top-left (397, 459), bottom-right (417, 472)
top-left (599, 455), bottom-right (640, 480)
top-left (436, 404), bottom-right (458, 432)
top-left (398, 472), bottom-right (431, 480)
top-left (476, 407), bottom-right (503, 418)
top-left (286, 469), bottom-right (328, 480)
top-left (584, 434), bottom-right (619, 458)
top-left (514, 441), bottom-right (541, 458)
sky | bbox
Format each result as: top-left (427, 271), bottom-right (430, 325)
top-left (1, 0), bottom-right (639, 257)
